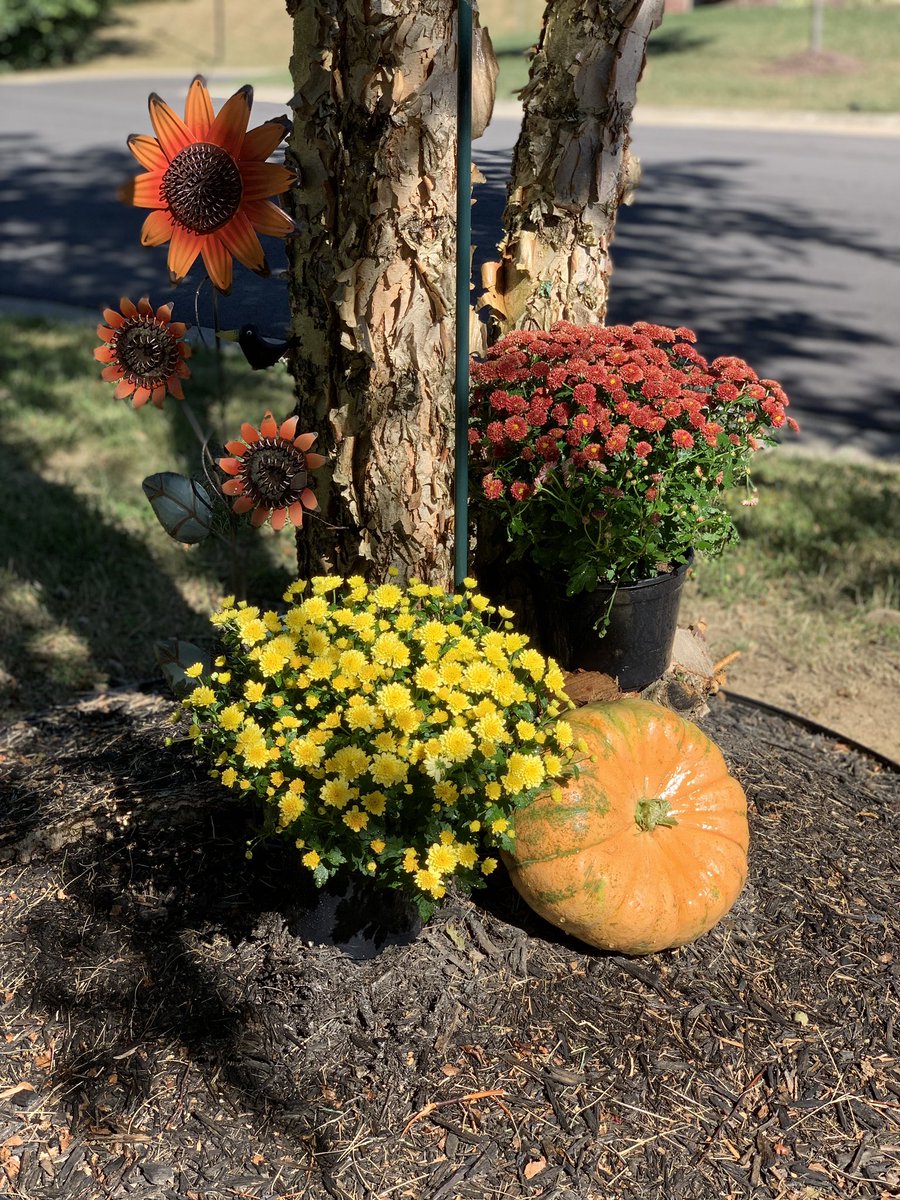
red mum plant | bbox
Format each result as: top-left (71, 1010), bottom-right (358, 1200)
top-left (119, 75), bottom-right (296, 294)
top-left (95, 296), bottom-right (191, 407)
top-left (219, 412), bottom-right (326, 530)
top-left (469, 321), bottom-right (798, 594)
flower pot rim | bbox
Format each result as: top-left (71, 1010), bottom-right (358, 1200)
top-left (594, 549), bottom-right (693, 595)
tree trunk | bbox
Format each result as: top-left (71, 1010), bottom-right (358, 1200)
top-left (284, 0), bottom-right (496, 588)
top-left (480, 0), bottom-right (664, 337)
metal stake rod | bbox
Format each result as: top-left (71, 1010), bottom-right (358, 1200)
top-left (453, 0), bottom-right (473, 588)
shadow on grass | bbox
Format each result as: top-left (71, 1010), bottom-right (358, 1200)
top-left (0, 449), bottom-right (211, 710)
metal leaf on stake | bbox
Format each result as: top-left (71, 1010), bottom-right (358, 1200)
top-left (142, 472), bottom-right (214, 543)
top-left (154, 639), bottom-right (212, 697)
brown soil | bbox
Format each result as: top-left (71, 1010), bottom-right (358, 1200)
top-left (1, 689), bottom-right (898, 1199)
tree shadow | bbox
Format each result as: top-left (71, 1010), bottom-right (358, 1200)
top-left (645, 25), bottom-right (712, 57)
top-left (0, 451), bottom-right (213, 711)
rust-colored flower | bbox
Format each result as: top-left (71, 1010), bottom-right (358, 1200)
top-left (95, 296), bottom-right (191, 407)
top-left (120, 76), bottom-right (296, 294)
top-left (218, 412), bottom-right (325, 530)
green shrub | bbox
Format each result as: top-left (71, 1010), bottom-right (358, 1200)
top-left (0, 0), bottom-right (115, 70)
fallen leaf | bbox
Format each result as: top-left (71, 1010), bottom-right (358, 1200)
top-left (524, 1157), bottom-right (547, 1179)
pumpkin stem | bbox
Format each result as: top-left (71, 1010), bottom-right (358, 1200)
top-left (634, 796), bottom-right (678, 832)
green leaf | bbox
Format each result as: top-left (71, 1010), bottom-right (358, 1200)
top-left (154, 639), bottom-right (212, 697)
top-left (142, 472), bottom-right (214, 544)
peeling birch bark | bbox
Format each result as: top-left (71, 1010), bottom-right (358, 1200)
top-left (284, 0), bottom-right (496, 587)
top-left (480, 0), bottom-right (664, 338)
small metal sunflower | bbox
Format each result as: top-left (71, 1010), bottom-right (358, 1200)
top-left (218, 412), bottom-right (325, 530)
top-left (95, 296), bottom-right (191, 408)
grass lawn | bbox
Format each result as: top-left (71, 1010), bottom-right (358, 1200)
top-left (489, 3), bottom-right (900, 112)
top-left (3, 317), bottom-right (898, 751)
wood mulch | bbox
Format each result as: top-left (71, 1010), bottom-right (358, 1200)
top-left (0, 689), bottom-right (898, 1200)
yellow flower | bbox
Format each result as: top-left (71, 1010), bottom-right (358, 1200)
top-left (438, 660), bottom-right (464, 687)
top-left (442, 690), bottom-right (469, 716)
top-left (402, 847), bottom-right (419, 873)
top-left (371, 839), bottom-right (386, 854)
top-left (438, 726), bottom-right (474, 763)
top-left (414, 868), bottom-right (443, 897)
top-left (239, 618), bottom-right (268, 646)
top-left (469, 594), bottom-right (489, 612)
top-left (325, 745), bottom-right (369, 780)
top-left (244, 743), bottom-right (270, 769)
top-left (494, 674), bottom-right (525, 706)
top-left (543, 752), bottom-right (563, 776)
top-left (371, 583), bottom-right (403, 608)
top-left (462, 576), bottom-right (477, 588)
top-left (244, 680), bottom-right (266, 703)
top-left (345, 702), bottom-right (380, 732)
top-left (184, 661), bottom-right (204, 678)
top-left (393, 707), bottom-right (421, 734)
top-left (300, 596), bottom-right (330, 623)
top-left (362, 791), bottom-right (387, 815)
top-left (302, 850), bottom-right (321, 870)
top-left (370, 753), bottom-right (408, 787)
top-left (457, 843), bottom-right (478, 869)
top-left (263, 611), bottom-right (282, 632)
top-left (312, 575), bottom-right (342, 595)
top-left (469, 820), bottom-right (481, 832)
top-left (491, 817), bottom-right (509, 835)
top-left (289, 737), bottom-right (325, 768)
top-left (463, 661), bottom-right (495, 692)
top-left (372, 631), bottom-right (410, 668)
top-left (515, 719), bottom-right (536, 740)
top-left (475, 712), bottom-right (506, 743)
top-left (258, 635), bottom-right (295, 677)
top-left (554, 720), bottom-right (573, 748)
top-left (321, 778), bottom-right (353, 808)
top-left (415, 619), bottom-right (448, 647)
top-left (343, 807), bottom-right (369, 832)
top-left (377, 682), bottom-right (414, 716)
top-left (481, 857), bottom-right (498, 876)
top-left (485, 781), bottom-right (502, 802)
top-left (373, 731), bottom-right (398, 753)
top-left (279, 793), bottom-right (306, 827)
top-left (338, 648), bottom-right (367, 676)
top-left (433, 780), bottom-right (459, 806)
top-left (414, 664), bottom-right (441, 691)
top-left (187, 685), bottom-right (216, 707)
top-left (426, 843), bottom-right (458, 875)
top-left (307, 656), bottom-right (335, 681)
top-left (221, 767), bottom-right (238, 787)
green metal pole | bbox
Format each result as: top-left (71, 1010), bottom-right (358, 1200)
top-left (454, 0), bottom-right (473, 588)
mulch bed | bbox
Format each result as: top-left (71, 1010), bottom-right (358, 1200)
top-left (0, 689), bottom-right (898, 1200)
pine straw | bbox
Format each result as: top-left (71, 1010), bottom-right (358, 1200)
top-left (0, 691), bottom-right (898, 1199)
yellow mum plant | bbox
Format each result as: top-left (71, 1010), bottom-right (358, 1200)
top-left (180, 574), bottom-right (575, 915)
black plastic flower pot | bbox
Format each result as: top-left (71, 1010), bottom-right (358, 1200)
top-left (539, 555), bottom-right (692, 691)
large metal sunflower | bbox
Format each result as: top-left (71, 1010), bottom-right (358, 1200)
top-left (119, 76), bottom-right (296, 294)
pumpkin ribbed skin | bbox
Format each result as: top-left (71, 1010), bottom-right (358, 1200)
top-left (505, 699), bottom-right (749, 955)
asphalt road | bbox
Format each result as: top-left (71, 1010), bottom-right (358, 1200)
top-left (1, 75), bottom-right (899, 459)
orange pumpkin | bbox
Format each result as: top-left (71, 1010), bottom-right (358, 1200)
top-left (505, 699), bottom-right (749, 955)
